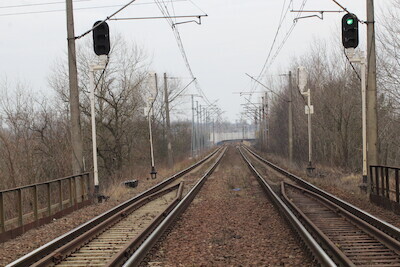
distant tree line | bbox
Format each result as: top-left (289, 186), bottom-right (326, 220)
top-left (0, 35), bottom-right (192, 190)
top-left (266, 1), bottom-right (400, 171)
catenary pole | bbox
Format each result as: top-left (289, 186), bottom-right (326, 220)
top-left (66, 0), bottom-right (84, 175)
top-left (191, 95), bottom-right (195, 158)
top-left (196, 101), bottom-right (200, 155)
top-left (164, 73), bottom-right (173, 168)
top-left (366, 0), bottom-right (379, 182)
top-left (288, 71), bottom-right (293, 165)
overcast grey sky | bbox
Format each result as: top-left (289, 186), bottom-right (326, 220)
top-left (0, 0), bottom-right (390, 121)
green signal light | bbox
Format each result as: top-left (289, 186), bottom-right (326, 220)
top-left (347, 18), bottom-right (354, 25)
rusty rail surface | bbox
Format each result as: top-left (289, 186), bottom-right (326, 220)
top-left (7, 147), bottom-right (222, 267)
top-left (242, 145), bottom-right (400, 243)
top-left (0, 173), bottom-right (91, 242)
top-left (282, 182), bottom-right (400, 266)
top-left (237, 146), bottom-right (336, 266)
top-left (370, 165), bottom-right (400, 214)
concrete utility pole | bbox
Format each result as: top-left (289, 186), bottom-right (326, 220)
top-left (200, 106), bottom-right (204, 150)
top-left (212, 119), bottom-right (215, 145)
top-left (89, 56), bottom-right (107, 193)
top-left (196, 101), bottom-right (200, 155)
top-left (260, 98), bottom-right (264, 149)
top-left (366, 0), bottom-right (379, 174)
top-left (191, 95), bottom-right (195, 158)
top-left (163, 73), bottom-right (173, 168)
top-left (148, 74), bottom-right (158, 179)
top-left (66, 0), bottom-right (84, 175)
top-left (288, 71), bottom-right (293, 165)
top-left (264, 92), bottom-right (269, 150)
top-left (259, 105), bottom-right (263, 150)
top-left (205, 109), bottom-right (209, 148)
top-left (202, 107), bottom-right (206, 149)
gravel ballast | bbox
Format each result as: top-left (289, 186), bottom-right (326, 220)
top-left (148, 147), bottom-right (316, 266)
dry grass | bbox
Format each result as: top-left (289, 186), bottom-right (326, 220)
top-left (101, 150), bottom-right (215, 203)
top-left (256, 149), bottom-right (367, 199)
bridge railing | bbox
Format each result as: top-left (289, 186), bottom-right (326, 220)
top-left (0, 172), bottom-right (92, 242)
top-left (370, 165), bottom-right (400, 214)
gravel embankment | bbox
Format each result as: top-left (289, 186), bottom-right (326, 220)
top-left (148, 147), bottom-right (316, 266)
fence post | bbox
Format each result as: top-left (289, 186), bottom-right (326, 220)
top-left (47, 183), bottom-right (51, 216)
top-left (74, 176), bottom-right (78, 205)
top-left (396, 169), bottom-right (399, 203)
top-left (58, 180), bottom-right (63, 211)
top-left (375, 167), bottom-right (379, 196)
top-left (370, 166), bottom-right (374, 193)
top-left (0, 192), bottom-right (4, 232)
top-left (33, 185), bottom-right (38, 222)
top-left (69, 178), bottom-right (73, 207)
top-left (17, 189), bottom-right (23, 227)
top-left (80, 175), bottom-right (85, 202)
top-left (385, 167), bottom-right (390, 199)
top-left (380, 167), bottom-right (385, 196)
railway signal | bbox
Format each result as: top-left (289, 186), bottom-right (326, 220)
top-left (93, 21), bottom-right (110, 56)
top-left (342, 13), bottom-right (359, 49)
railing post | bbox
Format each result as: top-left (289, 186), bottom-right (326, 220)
top-left (74, 176), bottom-right (78, 205)
top-left (58, 180), bottom-right (63, 211)
top-left (385, 167), bottom-right (390, 199)
top-left (47, 183), bottom-right (51, 216)
top-left (0, 192), bottom-right (5, 232)
top-left (18, 189), bottom-right (23, 227)
top-left (380, 167), bottom-right (385, 196)
top-left (396, 169), bottom-right (399, 203)
top-left (375, 167), bottom-right (379, 196)
top-left (370, 166), bottom-right (374, 193)
top-left (81, 174), bottom-right (85, 202)
top-left (69, 178), bottom-right (73, 207)
top-left (33, 185), bottom-right (38, 222)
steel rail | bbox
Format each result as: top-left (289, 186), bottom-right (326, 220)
top-left (105, 183), bottom-right (182, 267)
top-left (31, 183), bottom-right (183, 266)
top-left (7, 147), bottom-right (222, 267)
top-left (123, 147), bottom-right (227, 266)
top-left (282, 182), bottom-right (400, 266)
top-left (242, 145), bottom-right (400, 242)
top-left (237, 147), bottom-right (336, 266)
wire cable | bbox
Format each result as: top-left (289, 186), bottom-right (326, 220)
top-left (343, 49), bottom-right (362, 81)
top-left (154, 0), bottom-right (213, 106)
top-left (0, 0), bottom-right (187, 17)
top-left (0, 0), bottom-right (91, 9)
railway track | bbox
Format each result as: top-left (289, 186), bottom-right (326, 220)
top-left (8, 147), bottom-right (226, 267)
top-left (240, 145), bottom-right (400, 266)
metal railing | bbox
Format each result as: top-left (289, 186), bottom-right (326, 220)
top-left (0, 173), bottom-right (92, 242)
top-left (370, 166), bottom-right (400, 203)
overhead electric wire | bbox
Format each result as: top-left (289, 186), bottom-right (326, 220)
top-left (0, 0), bottom-right (91, 9)
top-left (256, 0), bottom-right (292, 80)
top-left (249, 0), bottom-right (308, 99)
top-left (247, 0), bottom-right (293, 97)
top-left (154, 0), bottom-right (213, 106)
top-left (188, 0), bottom-right (207, 15)
top-left (343, 49), bottom-right (362, 81)
top-left (0, 0), bottom-right (187, 17)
